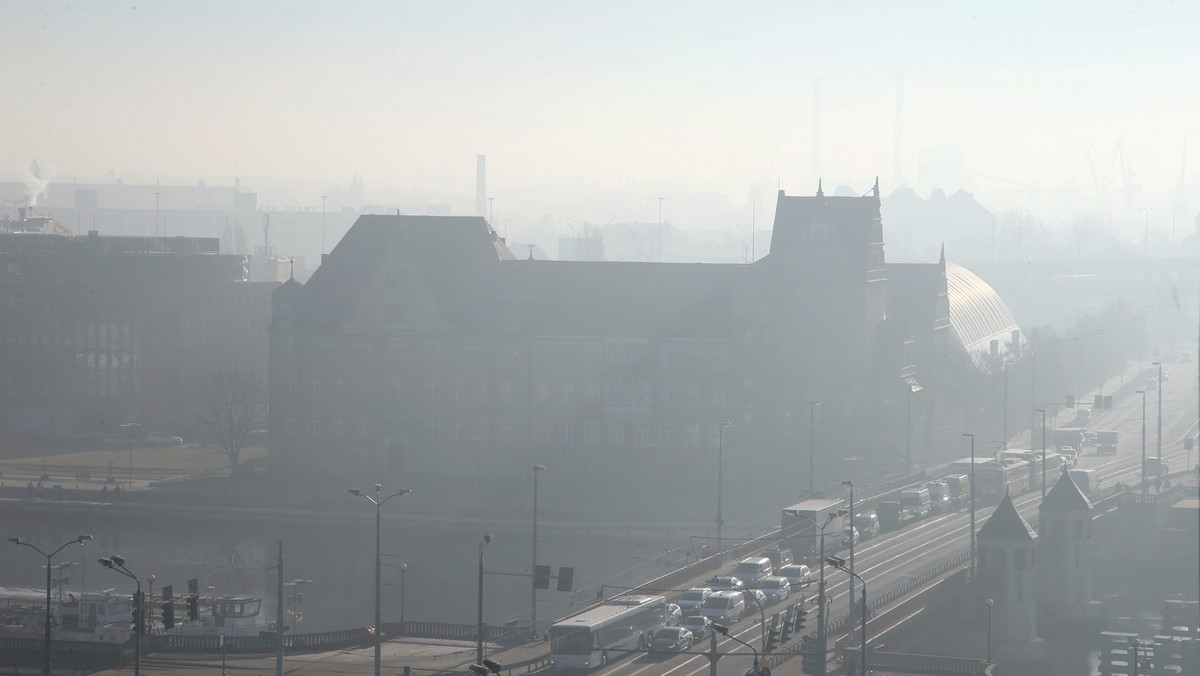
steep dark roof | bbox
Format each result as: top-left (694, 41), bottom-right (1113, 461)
top-left (978, 492), bottom-right (1036, 541)
top-left (1041, 469), bottom-right (1092, 512)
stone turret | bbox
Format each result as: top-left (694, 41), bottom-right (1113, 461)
top-left (1037, 469), bottom-right (1094, 621)
top-left (978, 491), bottom-right (1050, 665)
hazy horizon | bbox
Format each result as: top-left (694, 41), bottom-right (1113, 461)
top-left (6, 1), bottom-right (1200, 238)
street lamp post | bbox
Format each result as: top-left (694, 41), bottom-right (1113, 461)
top-left (8, 535), bottom-right (93, 676)
top-left (717, 421), bottom-right (731, 552)
top-left (1002, 360), bottom-right (1013, 451)
top-left (809, 402), bottom-right (820, 493)
top-left (825, 555), bottom-right (867, 676)
top-left (1137, 390), bottom-right (1147, 493)
top-left (813, 510), bottom-right (844, 676)
top-left (531, 464), bottom-right (546, 639)
top-left (712, 623), bottom-right (760, 676)
top-left (1035, 409), bottom-right (1047, 499)
top-left (321, 195), bottom-right (328, 254)
top-left (477, 533), bottom-right (494, 665)
top-left (147, 573), bottom-right (155, 635)
top-left (98, 554), bottom-right (141, 676)
top-left (962, 433), bottom-right (976, 580)
top-left (986, 599), bottom-right (994, 662)
top-left (842, 480), bottom-right (855, 621)
top-left (1153, 361), bottom-right (1163, 484)
top-left (349, 484), bottom-right (412, 676)
top-left (400, 564), bottom-right (407, 628)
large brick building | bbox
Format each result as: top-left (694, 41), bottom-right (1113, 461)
top-left (267, 184), bottom-right (1019, 522)
top-left (0, 229), bottom-right (276, 444)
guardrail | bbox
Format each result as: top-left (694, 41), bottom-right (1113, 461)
top-left (844, 649), bottom-right (988, 676)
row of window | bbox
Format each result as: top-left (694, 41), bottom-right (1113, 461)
top-left (275, 334), bottom-right (732, 371)
top-left (281, 375), bottom-right (729, 409)
top-left (283, 415), bottom-right (732, 449)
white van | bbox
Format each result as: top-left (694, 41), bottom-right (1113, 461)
top-left (700, 591), bottom-right (745, 623)
top-left (733, 557), bottom-right (773, 585)
top-left (899, 488), bottom-right (932, 518)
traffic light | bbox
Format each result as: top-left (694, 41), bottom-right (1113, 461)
top-left (794, 606), bottom-right (808, 634)
top-left (187, 595), bottom-right (199, 620)
top-left (556, 566), bottom-right (574, 592)
top-left (533, 565), bottom-right (552, 590)
top-left (162, 601), bottom-right (175, 630)
top-left (800, 634), bottom-right (824, 676)
top-left (765, 626), bottom-right (779, 652)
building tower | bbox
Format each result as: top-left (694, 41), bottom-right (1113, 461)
top-left (1037, 469), bottom-right (1094, 621)
top-left (476, 155), bottom-right (487, 218)
top-left (977, 491), bottom-right (1049, 664)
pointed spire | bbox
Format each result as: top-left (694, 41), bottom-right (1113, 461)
top-left (939, 243), bottom-right (945, 265)
top-left (289, 257), bottom-right (294, 280)
top-left (873, 176), bottom-right (880, 199)
top-left (816, 179), bottom-right (824, 197)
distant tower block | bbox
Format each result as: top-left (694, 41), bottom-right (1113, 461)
top-left (1037, 470), bottom-right (1094, 621)
top-left (476, 155), bottom-right (487, 218)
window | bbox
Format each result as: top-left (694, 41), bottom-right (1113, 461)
top-left (357, 378), bottom-right (369, 398)
top-left (332, 415), bottom-right (344, 437)
top-left (559, 421), bottom-right (574, 444)
top-left (500, 381), bottom-right (514, 403)
top-left (583, 343), bottom-right (601, 367)
top-left (426, 379), bottom-right (440, 401)
top-left (308, 377), bottom-right (321, 397)
top-left (354, 336), bottom-right (371, 359)
top-left (560, 382), bottom-right (574, 405)
top-left (452, 379), bottom-right (465, 402)
top-left (560, 342), bottom-right (576, 365)
top-left (423, 339), bottom-right (441, 358)
top-left (584, 420), bottom-right (600, 445)
top-left (536, 382), bottom-right (549, 405)
top-left (659, 425), bottom-right (673, 448)
top-left (389, 338), bottom-right (407, 362)
top-left (585, 381), bottom-right (600, 406)
top-left (285, 376), bottom-right (298, 395)
top-left (357, 416), bottom-right (369, 438)
top-left (427, 421), bottom-right (438, 440)
top-left (393, 377), bottom-right (404, 399)
top-left (475, 380), bottom-right (489, 401)
top-left (711, 386), bottom-right (726, 409)
top-left (333, 377), bottom-right (346, 398)
top-left (498, 418), bottom-right (513, 443)
top-left (306, 413), bottom-right (319, 435)
top-left (535, 422), bottom-right (550, 444)
top-left (608, 424), bottom-right (625, 447)
top-left (686, 425), bottom-right (701, 448)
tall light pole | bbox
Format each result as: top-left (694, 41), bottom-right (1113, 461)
top-left (717, 421), bottom-right (731, 551)
top-left (1153, 361), bottom-right (1163, 484)
top-left (321, 195), bottom-right (328, 255)
top-left (712, 623), bottom-right (759, 676)
top-left (349, 484), bottom-right (412, 676)
top-left (842, 479), bottom-right (855, 621)
top-left (986, 598), bottom-right (994, 662)
top-left (98, 554), bottom-right (140, 676)
top-left (812, 510), bottom-right (842, 676)
top-left (1029, 353), bottom-right (1038, 450)
top-left (962, 433), bottom-right (976, 580)
top-left (8, 535), bottom-right (93, 676)
top-left (531, 464), bottom-right (546, 639)
top-left (1002, 360), bottom-right (1013, 451)
top-left (154, 191), bottom-right (160, 238)
top-left (477, 533), bottom-right (494, 665)
top-left (1035, 409), bottom-right (1047, 499)
top-left (399, 564), bottom-right (407, 628)
top-left (809, 401), bottom-right (821, 493)
top-left (825, 555), bottom-right (866, 676)
top-left (1137, 390), bottom-right (1147, 492)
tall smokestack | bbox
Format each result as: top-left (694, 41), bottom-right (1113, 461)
top-left (476, 155), bottom-right (487, 218)
top-left (812, 78), bottom-right (821, 185)
top-left (894, 73), bottom-right (904, 187)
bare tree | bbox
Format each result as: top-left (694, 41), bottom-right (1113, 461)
top-left (192, 370), bottom-right (264, 478)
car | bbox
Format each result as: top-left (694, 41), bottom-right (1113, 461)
top-left (665, 603), bottom-right (682, 627)
top-left (741, 588), bottom-right (767, 609)
top-left (677, 588), bottom-right (712, 617)
top-left (103, 433), bottom-right (133, 446)
top-left (1057, 446), bottom-right (1079, 466)
top-left (145, 432), bottom-right (184, 446)
top-left (853, 513), bottom-right (881, 539)
top-left (649, 626), bottom-right (692, 653)
top-left (707, 576), bottom-right (744, 591)
top-left (1147, 378), bottom-right (1159, 391)
top-left (841, 526), bottom-right (859, 547)
top-left (758, 576), bottom-right (791, 605)
top-left (778, 564), bottom-right (812, 589)
top-left (682, 615), bottom-right (712, 640)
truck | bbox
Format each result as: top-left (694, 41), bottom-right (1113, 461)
top-left (1055, 428), bottom-right (1087, 455)
top-left (944, 474), bottom-right (970, 508)
top-left (926, 481), bottom-right (952, 513)
top-left (1068, 468), bottom-right (1101, 495)
top-left (1096, 430), bottom-right (1118, 456)
top-left (1144, 458), bottom-right (1170, 476)
top-left (900, 488), bottom-right (932, 518)
top-left (781, 499), bottom-right (845, 565)
top-left (876, 500), bottom-right (908, 532)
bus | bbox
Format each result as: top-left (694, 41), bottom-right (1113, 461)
top-left (549, 595), bottom-right (667, 668)
top-left (978, 458), bottom-right (1030, 499)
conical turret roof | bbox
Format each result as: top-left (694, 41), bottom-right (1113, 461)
top-left (979, 492), bottom-right (1036, 541)
top-left (1041, 469), bottom-right (1092, 512)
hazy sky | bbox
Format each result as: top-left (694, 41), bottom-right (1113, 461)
top-left (5, 1), bottom-right (1199, 222)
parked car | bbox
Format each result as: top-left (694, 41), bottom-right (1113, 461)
top-left (741, 588), bottom-right (767, 609)
top-left (678, 588), bottom-right (712, 616)
top-left (649, 626), bottom-right (692, 653)
top-left (707, 576), bottom-right (744, 591)
top-left (665, 603), bottom-right (682, 627)
top-left (779, 564), bottom-right (812, 589)
top-left (758, 576), bottom-right (791, 605)
top-left (683, 614), bottom-right (712, 640)
top-left (145, 432), bottom-right (184, 446)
